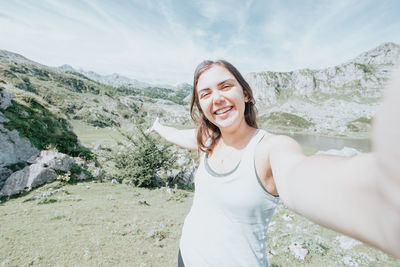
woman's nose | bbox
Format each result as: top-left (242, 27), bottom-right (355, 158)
top-left (212, 90), bottom-right (225, 103)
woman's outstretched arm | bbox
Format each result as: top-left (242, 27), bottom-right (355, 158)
top-left (149, 117), bottom-right (197, 151)
top-left (268, 66), bottom-right (400, 258)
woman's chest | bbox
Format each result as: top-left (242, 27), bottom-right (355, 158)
top-left (206, 148), bottom-right (243, 173)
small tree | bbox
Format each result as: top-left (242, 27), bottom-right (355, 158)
top-left (113, 126), bottom-right (177, 188)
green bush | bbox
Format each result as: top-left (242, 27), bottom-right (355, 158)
top-left (113, 126), bottom-right (177, 188)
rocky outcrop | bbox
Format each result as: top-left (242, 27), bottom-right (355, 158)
top-left (246, 43), bottom-right (400, 105)
top-left (0, 88), bottom-right (14, 110)
top-left (0, 88), bottom-right (40, 168)
top-left (1, 164), bottom-right (57, 196)
top-left (0, 124), bottom-right (40, 169)
top-left (0, 167), bottom-right (13, 190)
top-left (246, 43), bottom-right (400, 137)
top-left (28, 150), bottom-right (75, 172)
top-left (1, 150), bottom-right (76, 196)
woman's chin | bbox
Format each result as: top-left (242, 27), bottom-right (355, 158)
top-left (213, 116), bottom-right (241, 131)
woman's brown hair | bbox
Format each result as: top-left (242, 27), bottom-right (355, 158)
top-left (190, 60), bottom-right (258, 153)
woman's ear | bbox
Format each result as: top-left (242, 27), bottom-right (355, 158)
top-left (243, 90), bottom-right (249, 102)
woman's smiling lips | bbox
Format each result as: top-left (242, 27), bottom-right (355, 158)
top-left (214, 106), bottom-right (233, 115)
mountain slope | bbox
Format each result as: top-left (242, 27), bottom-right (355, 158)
top-left (245, 42), bottom-right (400, 137)
top-left (0, 50), bottom-right (192, 130)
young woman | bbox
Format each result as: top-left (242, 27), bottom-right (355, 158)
top-left (150, 60), bottom-right (400, 266)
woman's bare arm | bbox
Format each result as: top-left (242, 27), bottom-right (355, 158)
top-left (149, 118), bottom-right (197, 151)
top-left (268, 66), bottom-right (400, 258)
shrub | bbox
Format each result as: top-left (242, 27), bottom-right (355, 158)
top-left (113, 126), bottom-right (177, 188)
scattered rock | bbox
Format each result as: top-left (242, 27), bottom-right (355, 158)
top-left (92, 168), bottom-right (104, 180)
top-left (343, 255), bottom-right (359, 266)
top-left (267, 249), bottom-right (276, 258)
top-left (138, 199), bottom-right (150, 206)
top-left (166, 187), bottom-right (174, 196)
top-left (335, 235), bottom-right (362, 250)
top-left (74, 157), bottom-right (88, 169)
top-left (282, 214), bottom-right (294, 221)
top-left (167, 169), bottom-right (180, 179)
top-left (76, 172), bottom-right (89, 181)
top-left (286, 223), bottom-right (294, 229)
top-left (93, 144), bottom-right (102, 151)
top-left (288, 242), bottom-right (308, 260)
top-left (23, 188), bottom-right (66, 202)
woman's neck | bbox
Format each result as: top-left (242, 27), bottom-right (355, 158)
top-left (218, 120), bottom-right (256, 149)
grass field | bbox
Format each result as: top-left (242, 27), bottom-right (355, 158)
top-left (70, 120), bottom-right (125, 147)
top-left (1, 122), bottom-right (398, 266)
top-left (1, 181), bottom-right (399, 266)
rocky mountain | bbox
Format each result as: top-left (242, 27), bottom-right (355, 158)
top-left (245, 42), bottom-right (400, 137)
top-left (57, 64), bottom-right (192, 91)
top-left (77, 70), bottom-right (152, 89)
top-left (1, 42), bottom-right (399, 142)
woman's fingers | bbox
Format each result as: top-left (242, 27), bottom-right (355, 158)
top-left (373, 64), bottom-right (400, 210)
top-left (148, 117), bottom-right (160, 133)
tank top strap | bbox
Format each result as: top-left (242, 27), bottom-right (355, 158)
top-left (241, 129), bottom-right (266, 164)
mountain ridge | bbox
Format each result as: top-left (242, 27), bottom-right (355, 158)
top-left (1, 42), bottom-right (399, 138)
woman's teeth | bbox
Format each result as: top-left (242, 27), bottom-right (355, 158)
top-left (215, 107), bottom-right (232, 115)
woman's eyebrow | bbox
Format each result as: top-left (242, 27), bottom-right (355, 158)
top-left (218, 79), bottom-right (235, 86)
top-left (198, 79), bottom-right (236, 92)
top-left (198, 88), bottom-right (210, 94)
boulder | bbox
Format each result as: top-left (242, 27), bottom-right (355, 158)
top-left (92, 168), bottom-right (104, 179)
top-left (0, 167), bottom-right (13, 190)
top-left (0, 124), bottom-right (40, 168)
top-left (93, 144), bottom-right (102, 151)
top-left (29, 150), bottom-right (74, 172)
top-left (76, 172), bottom-right (89, 181)
top-left (0, 89), bottom-right (14, 109)
top-left (1, 164), bottom-right (57, 196)
top-left (74, 157), bottom-right (88, 169)
top-left (0, 111), bottom-right (9, 123)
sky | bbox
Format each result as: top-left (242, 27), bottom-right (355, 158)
top-left (0, 0), bottom-right (399, 85)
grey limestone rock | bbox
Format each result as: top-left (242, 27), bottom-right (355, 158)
top-left (92, 168), bottom-right (104, 179)
top-left (0, 167), bottom-right (13, 190)
top-left (29, 150), bottom-right (75, 172)
top-left (0, 124), bottom-right (40, 168)
top-left (0, 164), bottom-right (57, 196)
top-left (76, 172), bottom-right (89, 181)
top-left (0, 89), bottom-right (14, 109)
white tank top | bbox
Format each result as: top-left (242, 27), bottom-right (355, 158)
top-left (180, 129), bottom-right (279, 267)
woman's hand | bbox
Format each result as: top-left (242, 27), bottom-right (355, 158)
top-left (267, 65), bottom-right (400, 258)
top-left (148, 117), bottom-right (161, 133)
top-left (373, 65), bottom-right (400, 211)
top-left (147, 117), bottom-right (197, 151)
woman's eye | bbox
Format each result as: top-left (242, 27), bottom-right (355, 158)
top-left (222, 84), bottom-right (232, 89)
top-left (200, 93), bottom-right (209, 98)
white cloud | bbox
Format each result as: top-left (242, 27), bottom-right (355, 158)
top-left (0, 0), bottom-right (399, 84)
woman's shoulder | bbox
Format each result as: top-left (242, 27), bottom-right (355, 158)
top-left (255, 131), bottom-right (300, 156)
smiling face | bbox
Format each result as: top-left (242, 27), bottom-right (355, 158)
top-left (196, 65), bottom-right (249, 131)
